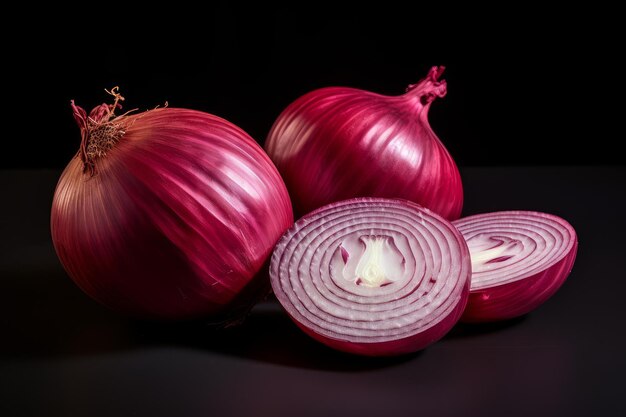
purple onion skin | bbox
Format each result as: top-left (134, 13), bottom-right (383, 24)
top-left (52, 106), bottom-right (293, 320)
top-left (290, 300), bottom-right (468, 356)
top-left (461, 248), bottom-right (577, 323)
top-left (265, 66), bottom-right (463, 220)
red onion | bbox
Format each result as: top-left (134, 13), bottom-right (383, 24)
top-left (270, 198), bottom-right (471, 356)
top-left (51, 90), bottom-right (293, 320)
top-left (265, 66), bottom-right (463, 220)
top-left (453, 211), bottom-right (578, 323)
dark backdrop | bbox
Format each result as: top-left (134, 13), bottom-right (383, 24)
top-left (3, 3), bottom-right (619, 169)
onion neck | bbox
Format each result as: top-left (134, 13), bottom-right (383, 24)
top-left (71, 87), bottom-right (127, 176)
top-left (403, 65), bottom-right (447, 110)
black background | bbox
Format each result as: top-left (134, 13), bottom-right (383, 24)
top-left (2, 3), bottom-right (621, 169)
top-left (3, 4), bottom-right (626, 416)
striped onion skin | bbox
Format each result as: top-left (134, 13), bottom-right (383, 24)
top-left (52, 106), bottom-right (293, 320)
top-left (270, 198), bottom-right (471, 356)
top-left (265, 66), bottom-right (463, 220)
top-left (453, 211), bottom-right (578, 323)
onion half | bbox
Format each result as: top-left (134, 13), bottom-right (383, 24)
top-left (270, 198), bottom-right (471, 356)
top-left (453, 211), bottom-right (578, 323)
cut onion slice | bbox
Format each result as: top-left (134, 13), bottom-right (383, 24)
top-left (453, 211), bottom-right (578, 323)
top-left (270, 198), bottom-right (471, 356)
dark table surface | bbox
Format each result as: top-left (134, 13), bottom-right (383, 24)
top-left (1, 166), bottom-right (624, 417)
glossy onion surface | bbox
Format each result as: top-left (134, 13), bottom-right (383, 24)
top-left (453, 211), bottom-right (577, 322)
top-left (52, 106), bottom-right (293, 320)
top-left (270, 198), bottom-right (471, 356)
top-left (265, 66), bottom-right (463, 220)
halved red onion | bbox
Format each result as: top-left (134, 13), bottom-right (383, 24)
top-left (270, 198), bottom-right (471, 356)
top-left (453, 211), bottom-right (578, 323)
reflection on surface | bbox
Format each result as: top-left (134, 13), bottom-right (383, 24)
top-left (0, 259), bottom-right (410, 370)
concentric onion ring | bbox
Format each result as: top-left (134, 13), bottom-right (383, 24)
top-left (270, 198), bottom-right (471, 356)
top-left (453, 211), bottom-right (578, 323)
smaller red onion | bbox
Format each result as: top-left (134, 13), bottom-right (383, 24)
top-left (265, 66), bottom-right (463, 220)
top-left (453, 211), bottom-right (578, 322)
top-left (270, 198), bottom-right (471, 356)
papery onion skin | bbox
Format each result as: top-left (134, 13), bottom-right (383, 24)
top-left (270, 198), bottom-right (471, 356)
top-left (453, 211), bottom-right (578, 323)
top-left (265, 66), bottom-right (463, 220)
top-left (51, 99), bottom-right (293, 320)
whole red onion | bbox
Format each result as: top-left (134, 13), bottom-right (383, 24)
top-left (270, 198), bottom-right (471, 356)
top-left (51, 91), bottom-right (293, 320)
top-left (265, 66), bottom-right (462, 220)
top-left (453, 211), bottom-right (578, 322)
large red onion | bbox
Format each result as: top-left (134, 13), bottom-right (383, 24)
top-left (453, 211), bottom-right (578, 323)
top-left (270, 198), bottom-right (471, 356)
top-left (265, 66), bottom-right (462, 220)
top-left (51, 91), bottom-right (293, 320)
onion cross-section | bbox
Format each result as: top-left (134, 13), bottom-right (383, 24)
top-left (270, 198), bottom-right (471, 356)
top-left (453, 211), bottom-right (578, 323)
